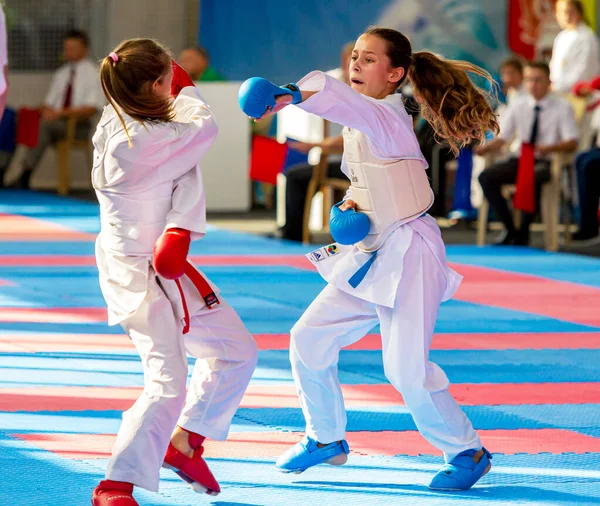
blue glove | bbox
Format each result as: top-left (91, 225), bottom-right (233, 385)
top-left (238, 77), bottom-right (302, 118)
top-left (329, 202), bottom-right (371, 245)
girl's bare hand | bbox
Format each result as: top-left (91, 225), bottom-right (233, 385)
top-left (339, 199), bottom-right (356, 211)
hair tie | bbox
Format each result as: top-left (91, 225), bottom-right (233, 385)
top-left (109, 52), bottom-right (119, 63)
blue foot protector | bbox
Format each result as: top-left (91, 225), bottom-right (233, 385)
top-left (275, 436), bottom-right (350, 474)
top-left (429, 447), bottom-right (492, 491)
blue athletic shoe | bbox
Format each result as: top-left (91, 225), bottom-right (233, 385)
top-left (429, 447), bottom-right (492, 491)
top-left (275, 436), bottom-right (350, 473)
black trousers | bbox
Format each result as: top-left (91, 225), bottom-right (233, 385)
top-left (575, 148), bottom-right (600, 235)
top-left (478, 156), bottom-right (550, 232)
top-left (281, 160), bottom-right (345, 242)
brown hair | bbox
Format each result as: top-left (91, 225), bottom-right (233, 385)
top-left (363, 27), bottom-right (499, 154)
top-left (500, 56), bottom-right (524, 75)
top-left (65, 29), bottom-right (90, 48)
top-left (525, 61), bottom-right (551, 78)
top-left (100, 38), bottom-right (175, 146)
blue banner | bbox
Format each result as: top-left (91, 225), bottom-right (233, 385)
top-left (199, 0), bottom-right (509, 85)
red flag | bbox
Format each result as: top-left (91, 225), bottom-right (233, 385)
top-left (513, 143), bottom-right (536, 214)
top-left (249, 135), bottom-right (288, 185)
top-left (16, 108), bottom-right (40, 148)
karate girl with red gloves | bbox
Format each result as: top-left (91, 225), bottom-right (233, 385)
top-left (90, 38), bottom-right (258, 505)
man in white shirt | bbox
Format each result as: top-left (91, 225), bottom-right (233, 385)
top-left (477, 61), bottom-right (578, 245)
top-left (12, 30), bottom-right (103, 189)
top-left (0, 3), bottom-right (8, 121)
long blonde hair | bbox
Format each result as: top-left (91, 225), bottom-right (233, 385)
top-left (364, 27), bottom-right (500, 154)
top-left (100, 38), bottom-right (174, 146)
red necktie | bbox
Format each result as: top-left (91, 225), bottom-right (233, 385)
top-left (63, 66), bottom-right (75, 109)
top-left (513, 105), bottom-right (540, 214)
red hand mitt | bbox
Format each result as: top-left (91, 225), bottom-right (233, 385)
top-left (153, 228), bottom-right (191, 280)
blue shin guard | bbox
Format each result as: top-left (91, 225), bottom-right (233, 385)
top-left (429, 447), bottom-right (492, 491)
top-left (275, 436), bottom-right (350, 473)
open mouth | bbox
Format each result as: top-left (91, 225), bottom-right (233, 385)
top-left (350, 78), bottom-right (364, 85)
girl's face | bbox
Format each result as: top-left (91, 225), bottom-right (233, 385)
top-left (349, 34), bottom-right (405, 99)
top-left (556, 1), bottom-right (581, 29)
top-left (152, 62), bottom-right (173, 99)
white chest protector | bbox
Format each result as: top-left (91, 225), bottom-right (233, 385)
top-left (343, 126), bottom-right (434, 253)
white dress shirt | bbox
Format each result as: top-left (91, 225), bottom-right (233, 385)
top-left (550, 23), bottom-right (600, 93)
top-left (500, 93), bottom-right (579, 157)
top-left (45, 58), bottom-right (104, 110)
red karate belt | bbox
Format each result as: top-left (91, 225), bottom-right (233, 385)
top-left (174, 261), bottom-right (220, 334)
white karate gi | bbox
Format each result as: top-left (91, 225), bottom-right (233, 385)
top-left (92, 87), bottom-right (258, 491)
top-left (290, 72), bottom-right (481, 461)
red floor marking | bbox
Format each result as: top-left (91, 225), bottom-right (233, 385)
top-left (0, 333), bottom-right (131, 352)
top-left (450, 262), bottom-right (600, 328)
top-left (0, 214), bottom-right (95, 242)
top-left (13, 428), bottom-right (600, 459)
top-left (1, 331), bottom-right (599, 353)
top-left (0, 256), bottom-right (96, 266)
top-left (3, 382), bottom-right (598, 413)
top-left (253, 332), bottom-right (600, 351)
top-left (2, 254), bottom-right (600, 327)
top-left (0, 279), bottom-right (15, 286)
top-left (0, 254), bottom-right (314, 269)
top-left (0, 307), bottom-right (106, 323)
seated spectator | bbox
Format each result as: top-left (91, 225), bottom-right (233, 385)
top-left (572, 76), bottom-right (600, 244)
top-left (499, 56), bottom-right (526, 106)
top-left (178, 46), bottom-right (225, 82)
top-left (10, 30), bottom-right (103, 189)
top-left (476, 61), bottom-right (578, 246)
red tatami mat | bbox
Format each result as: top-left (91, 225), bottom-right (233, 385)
top-left (13, 428), bottom-right (600, 459)
top-left (0, 254), bottom-right (313, 269)
top-left (0, 307), bottom-right (107, 323)
top-left (3, 382), bottom-right (599, 412)
top-left (254, 332), bottom-right (600, 351)
top-left (451, 263), bottom-right (600, 327)
top-left (0, 333), bottom-right (132, 352)
top-left (2, 331), bottom-right (599, 352)
top-left (0, 214), bottom-right (95, 242)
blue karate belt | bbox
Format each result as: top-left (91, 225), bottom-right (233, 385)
top-left (347, 212), bottom-right (427, 288)
top-left (348, 251), bottom-right (377, 288)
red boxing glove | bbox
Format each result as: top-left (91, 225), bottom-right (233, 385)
top-left (153, 228), bottom-right (191, 280)
top-left (591, 76), bottom-right (600, 91)
top-left (171, 61), bottom-right (196, 98)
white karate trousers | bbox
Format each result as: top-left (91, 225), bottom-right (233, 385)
top-left (290, 234), bottom-right (481, 462)
top-left (105, 275), bottom-right (258, 491)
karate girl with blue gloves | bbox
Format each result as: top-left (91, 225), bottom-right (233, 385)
top-left (239, 26), bottom-right (499, 491)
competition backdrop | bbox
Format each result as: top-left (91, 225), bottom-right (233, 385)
top-left (199, 0), bottom-right (600, 84)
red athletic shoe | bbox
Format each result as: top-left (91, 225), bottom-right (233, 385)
top-left (91, 480), bottom-right (138, 506)
top-left (163, 431), bottom-right (220, 496)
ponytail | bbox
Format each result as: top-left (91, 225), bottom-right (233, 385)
top-left (363, 26), bottom-right (499, 155)
top-left (409, 51), bottom-right (499, 155)
top-left (99, 38), bottom-right (175, 147)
